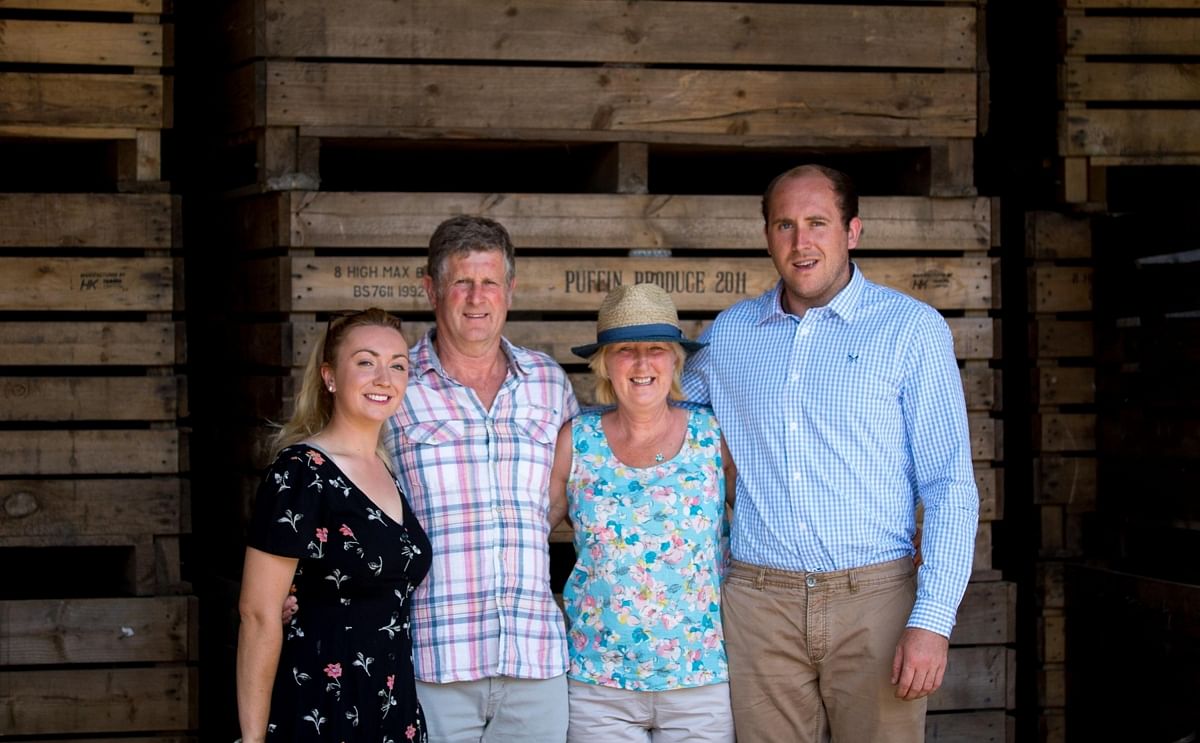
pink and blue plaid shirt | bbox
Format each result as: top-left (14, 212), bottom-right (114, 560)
top-left (386, 330), bottom-right (579, 683)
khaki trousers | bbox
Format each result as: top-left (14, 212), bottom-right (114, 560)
top-left (722, 557), bottom-right (926, 743)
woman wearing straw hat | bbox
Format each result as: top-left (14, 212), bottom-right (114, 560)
top-left (549, 283), bottom-right (737, 742)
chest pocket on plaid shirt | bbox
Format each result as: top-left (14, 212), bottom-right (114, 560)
top-left (404, 419), bottom-right (466, 446)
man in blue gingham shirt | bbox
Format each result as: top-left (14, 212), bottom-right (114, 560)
top-left (683, 164), bottom-right (979, 743)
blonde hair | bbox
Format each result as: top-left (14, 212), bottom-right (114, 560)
top-left (270, 308), bottom-right (405, 454)
top-left (587, 343), bottom-right (687, 406)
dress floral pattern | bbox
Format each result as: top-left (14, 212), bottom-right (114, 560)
top-left (248, 444), bottom-right (432, 741)
top-left (563, 406), bottom-right (729, 691)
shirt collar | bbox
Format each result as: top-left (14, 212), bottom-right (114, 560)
top-left (755, 262), bottom-right (865, 325)
top-left (412, 328), bottom-right (528, 381)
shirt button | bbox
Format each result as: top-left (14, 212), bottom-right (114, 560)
top-left (789, 373), bottom-right (799, 383)
top-left (800, 327), bottom-right (811, 337)
top-left (793, 472), bottom-right (802, 481)
top-left (805, 575), bottom-right (817, 588)
top-left (797, 521), bottom-right (808, 533)
top-left (789, 422), bottom-right (798, 432)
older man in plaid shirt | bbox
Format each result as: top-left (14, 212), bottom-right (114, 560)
top-left (386, 216), bottom-right (578, 742)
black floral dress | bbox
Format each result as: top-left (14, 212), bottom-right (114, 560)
top-left (248, 444), bottom-right (431, 742)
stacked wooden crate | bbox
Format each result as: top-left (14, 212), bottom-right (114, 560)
top-left (0, 2), bottom-right (196, 739)
top-left (1025, 211), bottom-right (1097, 743)
top-left (209, 2), bottom-right (1011, 739)
top-left (1058, 0), bottom-right (1200, 204)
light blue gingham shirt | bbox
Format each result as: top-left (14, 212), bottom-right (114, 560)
top-left (682, 265), bottom-right (978, 637)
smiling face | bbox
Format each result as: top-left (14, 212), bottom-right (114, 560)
top-left (424, 249), bottom-right (513, 352)
top-left (765, 172), bottom-right (863, 317)
top-left (321, 324), bottom-right (410, 426)
top-left (602, 341), bottom-right (682, 409)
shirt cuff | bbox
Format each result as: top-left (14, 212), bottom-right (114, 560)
top-left (907, 597), bottom-right (958, 639)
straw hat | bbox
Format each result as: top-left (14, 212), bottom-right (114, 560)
top-left (570, 283), bottom-right (706, 359)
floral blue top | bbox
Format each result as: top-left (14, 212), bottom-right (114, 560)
top-left (563, 406), bottom-right (729, 691)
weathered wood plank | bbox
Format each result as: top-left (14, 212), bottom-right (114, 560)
top-left (1034, 456), bottom-right (1097, 509)
top-left (0, 666), bottom-right (195, 734)
top-left (0, 321), bottom-right (179, 365)
top-left (0, 72), bottom-right (165, 129)
top-left (952, 581), bottom-right (1017, 646)
top-left (0, 19), bottom-right (165, 67)
top-left (1060, 109), bottom-right (1200, 157)
top-left (1033, 366), bottom-right (1095, 406)
top-left (235, 0), bottom-right (976, 70)
top-left (0, 596), bottom-right (194, 665)
top-left (252, 62), bottom-right (977, 140)
top-left (0, 193), bottom-right (176, 249)
top-left (1066, 0), bottom-right (1200, 7)
top-left (1062, 61), bottom-right (1200, 103)
top-left (0, 257), bottom-right (175, 311)
top-left (267, 316), bottom-right (997, 370)
top-left (235, 192), bottom-right (993, 252)
top-left (0, 430), bottom-right (181, 475)
top-left (931, 646), bottom-right (1011, 712)
top-left (926, 711), bottom-right (1012, 743)
top-left (0, 478), bottom-right (184, 538)
top-left (1033, 413), bottom-right (1097, 453)
top-left (248, 255), bottom-right (995, 313)
top-left (1028, 266), bottom-right (1093, 313)
top-left (1064, 16), bottom-right (1200, 56)
top-left (1030, 319), bottom-right (1094, 358)
top-left (0, 377), bottom-right (179, 421)
top-left (1025, 211), bottom-right (1091, 260)
top-left (0, 0), bottom-right (162, 10)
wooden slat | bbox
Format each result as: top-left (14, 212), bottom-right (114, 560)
top-left (1033, 366), bottom-right (1095, 406)
top-left (237, 0), bottom-right (976, 70)
top-left (1062, 61), bottom-right (1200, 103)
top-left (0, 478), bottom-right (183, 538)
top-left (251, 255), bottom-right (995, 313)
top-left (272, 315), bottom-right (998, 369)
top-left (1064, 16), bottom-right (1200, 56)
top-left (252, 61), bottom-right (977, 140)
top-left (1033, 413), bottom-right (1097, 453)
top-left (0, 430), bottom-right (181, 475)
top-left (929, 646), bottom-right (1011, 712)
top-left (0, 377), bottom-right (179, 421)
top-left (1060, 109), bottom-right (1200, 157)
top-left (0, 72), bottom-right (165, 129)
top-left (1034, 456), bottom-right (1097, 508)
top-left (238, 192), bottom-right (992, 252)
top-left (1025, 211), bottom-right (1091, 260)
top-left (926, 712), bottom-right (1012, 743)
top-left (1031, 319), bottom-right (1094, 358)
top-left (0, 597), bottom-right (194, 665)
top-left (0, 257), bottom-right (175, 311)
top-left (0, 667), bottom-right (195, 734)
top-left (951, 581), bottom-right (1017, 645)
top-left (0, 194), bottom-right (176, 249)
top-left (0, 19), bottom-right (164, 67)
top-left (0, 321), bottom-right (178, 365)
top-left (1028, 266), bottom-right (1093, 313)
top-left (0, 0), bottom-right (163, 10)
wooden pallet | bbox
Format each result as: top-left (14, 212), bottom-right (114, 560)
top-left (0, 193), bottom-right (187, 598)
top-left (1058, 0), bottom-right (1200, 203)
top-left (214, 0), bottom-right (985, 195)
top-left (0, 596), bottom-right (198, 737)
top-left (0, 2), bottom-right (173, 190)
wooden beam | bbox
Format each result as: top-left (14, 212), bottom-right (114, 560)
top-left (254, 61), bottom-right (977, 140)
top-left (0, 194), bottom-right (176, 249)
top-left (246, 255), bottom-right (995, 313)
top-left (0, 72), bottom-right (165, 129)
top-left (0, 667), bottom-right (196, 734)
top-left (0, 597), bottom-right (194, 665)
top-left (0, 377), bottom-right (180, 421)
top-left (0, 257), bottom-right (176, 312)
top-left (0, 321), bottom-right (178, 366)
top-left (0, 19), bottom-right (165, 68)
top-left (237, 0), bottom-right (976, 70)
top-left (0, 430), bottom-right (182, 475)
